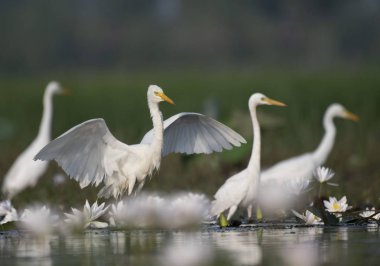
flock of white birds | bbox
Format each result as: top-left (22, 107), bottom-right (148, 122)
top-left (1, 81), bottom-right (358, 224)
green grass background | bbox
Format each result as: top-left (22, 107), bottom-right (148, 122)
top-left (0, 68), bottom-right (379, 210)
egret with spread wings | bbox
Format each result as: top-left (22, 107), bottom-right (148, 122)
top-left (35, 85), bottom-right (246, 198)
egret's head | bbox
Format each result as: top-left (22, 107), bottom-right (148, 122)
top-left (249, 93), bottom-right (287, 108)
top-left (46, 81), bottom-right (68, 95)
top-left (327, 103), bottom-right (359, 122)
top-left (147, 85), bottom-right (175, 105)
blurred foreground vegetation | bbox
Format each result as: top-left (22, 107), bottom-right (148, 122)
top-left (0, 68), bottom-right (379, 210)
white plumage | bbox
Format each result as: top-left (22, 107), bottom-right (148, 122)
top-left (2, 81), bottom-right (65, 198)
top-left (35, 85), bottom-right (246, 199)
top-left (261, 103), bottom-right (358, 185)
top-left (244, 103), bottom-right (358, 217)
top-left (211, 93), bottom-right (286, 221)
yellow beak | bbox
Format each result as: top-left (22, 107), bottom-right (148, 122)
top-left (264, 97), bottom-right (287, 107)
top-left (344, 110), bottom-right (359, 122)
top-left (158, 92), bottom-right (175, 105)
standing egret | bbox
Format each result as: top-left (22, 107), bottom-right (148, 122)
top-left (2, 81), bottom-right (66, 199)
top-left (261, 103), bottom-right (358, 184)
top-left (35, 85), bottom-right (246, 199)
top-left (211, 93), bottom-right (286, 221)
top-left (245, 103), bottom-right (358, 218)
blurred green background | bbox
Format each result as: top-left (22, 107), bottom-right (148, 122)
top-left (0, 1), bottom-right (379, 210)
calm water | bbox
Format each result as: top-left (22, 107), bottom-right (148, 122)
top-left (1, 225), bottom-right (380, 266)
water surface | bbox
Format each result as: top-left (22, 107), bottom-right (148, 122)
top-left (1, 225), bottom-right (379, 265)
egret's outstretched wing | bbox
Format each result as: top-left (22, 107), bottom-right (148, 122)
top-left (34, 118), bottom-right (129, 188)
top-left (141, 112), bottom-right (246, 156)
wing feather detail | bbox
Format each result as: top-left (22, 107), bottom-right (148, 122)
top-left (141, 112), bottom-right (246, 156)
top-left (34, 118), bottom-right (129, 188)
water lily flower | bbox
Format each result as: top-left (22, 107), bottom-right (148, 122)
top-left (314, 166), bottom-right (335, 183)
top-left (292, 210), bottom-right (323, 225)
top-left (360, 207), bottom-right (380, 220)
top-left (123, 194), bottom-right (166, 228)
top-left (0, 200), bottom-right (18, 225)
top-left (110, 192), bottom-right (211, 229)
top-left (64, 200), bottom-right (109, 229)
top-left (19, 206), bottom-right (59, 236)
top-left (165, 193), bottom-right (211, 229)
top-left (323, 196), bottom-right (349, 214)
top-left (109, 200), bottom-right (128, 228)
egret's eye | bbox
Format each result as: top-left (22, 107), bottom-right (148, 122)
top-left (261, 97), bottom-right (265, 101)
top-left (154, 91), bottom-right (159, 96)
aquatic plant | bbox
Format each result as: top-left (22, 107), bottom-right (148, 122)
top-left (292, 210), bottom-right (323, 225)
top-left (359, 207), bottom-right (380, 220)
top-left (64, 200), bottom-right (109, 229)
top-left (164, 192), bottom-right (211, 229)
top-left (313, 166), bottom-right (335, 183)
top-left (19, 205), bottom-right (59, 236)
top-left (109, 200), bottom-right (128, 228)
top-left (0, 200), bottom-right (18, 225)
top-left (108, 192), bottom-right (210, 229)
top-left (323, 196), bottom-right (350, 214)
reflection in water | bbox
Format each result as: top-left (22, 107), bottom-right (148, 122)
top-left (16, 236), bottom-right (52, 259)
top-left (213, 231), bottom-right (262, 265)
top-left (64, 231), bottom-right (108, 255)
top-left (335, 227), bottom-right (349, 241)
top-left (280, 243), bottom-right (319, 266)
top-left (0, 234), bottom-right (54, 266)
top-left (160, 232), bottom-right (214, 266)
top-left (0, 227), bottom-right (380, 265)
top-left (110, 231), bottom-right (126, 254)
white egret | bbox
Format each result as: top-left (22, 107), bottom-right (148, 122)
top-left (261, 103), bottom-right (358, 184)
top-left (211, 93), bottom-right (286, 221)
top-left (2, 81), bottom-right (66, 199)
top-left (35, 85), bottom-right (246, 199)
top-left (244, 103), bottom-right (358, 218)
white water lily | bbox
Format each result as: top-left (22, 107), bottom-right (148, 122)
top-left (165, 193), bottom-right (211, 229)
top-left (323, 196), bottom-right (349, 214)
top-left (292, 210), bottom-right (323, 225)
top-left (314, 166), bottom-right (335, 183)
top-left (109, 200), bottom-right (128, 228)
top-left (109, 192), bottom-right (211, 229)
top-left (360, 207), bottom-right (380, 220)
top-left (64, 200), bottom-right (109, 229)
top-left (0, 200), bottom-right (18, 225)
top-left (19, 206), bottom-right (59, 236)
top-left (125, 194), bottom-right (166, 228)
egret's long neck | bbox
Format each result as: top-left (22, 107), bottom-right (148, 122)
top-left (37, 90), bottom-right (54, 142)
top-left (247, 105), bottom-right (261, 175)
top-left (312, 112), bottom-right (336, 166)
top-left (148, 101), bottom-right (164, 154)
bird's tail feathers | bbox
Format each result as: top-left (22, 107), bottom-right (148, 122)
top-left (98, 183), bottom-right (127, 199)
